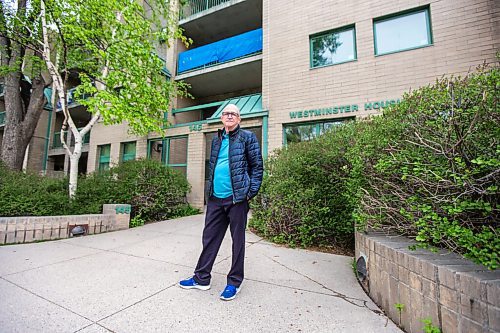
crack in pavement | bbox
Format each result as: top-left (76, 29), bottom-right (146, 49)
top-left (0, 276), bottom-right (95, 323)
top-left (264, 255), bottom-right (384, 316)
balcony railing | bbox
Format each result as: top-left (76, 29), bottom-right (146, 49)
top-left (179, 0), bottom-right (232, 20)
top-left (45, 87), bottom-right (90, 111)
top-left (0, 111), bottom-right (5, 127)
top-left (52, 129), bottom-right (90, 149)
top-left (177, 28), bottom-right (262, 74)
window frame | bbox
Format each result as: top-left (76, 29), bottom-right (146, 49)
top-left (98, 144), bottom-right (111, 172)
top-left (373, 6), bottom-right (433, 56)
top-left (147, 135), bottom-right (189, 172)
top-left (282, 117), bottom-right (355, 147)
top-left (121, 141), bottom-right (137, 163)
top-left (309, 24), bottom-right (357, 69)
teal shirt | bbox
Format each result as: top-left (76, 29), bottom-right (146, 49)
top-left (213, 134), bottom-right (233, 198)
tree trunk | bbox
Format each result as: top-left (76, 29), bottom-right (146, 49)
top-left (1, 73), bottom-right (26, 170)
top-left (68, 139), bottom-right (83, 198)
top-left (0, 75), bottom-right (49, 170)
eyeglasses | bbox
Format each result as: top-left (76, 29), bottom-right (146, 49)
top-left (222, 111), bottom-right (239, 118)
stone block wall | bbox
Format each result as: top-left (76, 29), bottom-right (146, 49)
top-left (0, 204), bottom-right (131, 245)
top-left (355, 232), bottom-right (500, 333)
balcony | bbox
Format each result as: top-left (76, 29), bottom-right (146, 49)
top-left (176, 28), bottom-right (262, 97)
top-left (52, 129), bottom-right (90, 149)
top-left (179, 0), bottom-right (262, 46)
top-left (180, 0), bottom-right (232, 20)
top-left (0, 111), bottom-right (5, 127)
top-left (44, 87), bottom-right (90, 111)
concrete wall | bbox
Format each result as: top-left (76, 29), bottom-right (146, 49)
top-left (0, 204), bottom-right (130, 245)
top-left (355, 232), bottom-right (500, 333)
top-left (263, 0), bottom-right (499, 152)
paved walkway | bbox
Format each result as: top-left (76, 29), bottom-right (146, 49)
top-left (0, 214), bottom-right (402, 333)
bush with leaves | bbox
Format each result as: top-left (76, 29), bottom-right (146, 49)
top-left (251, 63), bottom-right (498, 268)
top-left (0, 163), bottom-right (71, 216)
top-left (0, 159), bottom-right (199, 225)
top-left (357, 64), bottom-right (499, 269)
top-left (74, 159), bottom-right (199, 222)
top-left (250, 121), bottom-right (360, 249)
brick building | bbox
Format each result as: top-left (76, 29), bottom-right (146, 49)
top-left (1, 0), bottom-right (498, 209)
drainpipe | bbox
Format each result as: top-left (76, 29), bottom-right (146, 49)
top-left (262, 115), bottom-right (268, 159)
top-left (42, 86), bottom-right (56, 175)
top-left (42, 107), bottom-right (53, 174)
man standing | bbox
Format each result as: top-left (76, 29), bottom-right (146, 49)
top-left (179, 103), bottom-right (264, 301)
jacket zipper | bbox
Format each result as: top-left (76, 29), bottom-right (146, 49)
top-left (228, 134), bottom-right (236, 204)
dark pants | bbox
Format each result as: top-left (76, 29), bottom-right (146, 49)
top-left (194, 196), bottom-right (249, 288)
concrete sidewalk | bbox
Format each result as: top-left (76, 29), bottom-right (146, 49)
top-left (0, 214), bottom-right (402, 333)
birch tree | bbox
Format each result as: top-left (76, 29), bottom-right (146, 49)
top-left (37, 0), bottom-right (189, 197)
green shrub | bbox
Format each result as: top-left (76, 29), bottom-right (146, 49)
top-left (356, 64), bottom-right (499, 269)
top-left (0, 159), bottom-right (199, 224)
top-left (250, 121), bottom-right (359, 249)
top-left (74, 159), bottom-right (198, 222)
top-left (251, 63), bottom-right (498, 268)
top-left (0, 163), bottom-right (71, 216)
top-left (114, 159), bottom-right (196, 221)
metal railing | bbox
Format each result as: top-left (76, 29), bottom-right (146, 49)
top-left (179, 0), bottom-right (232, 20)
top-left (45, 87), bottom-right (90, 111)
top-left (0, 111), bottom-right (5, 127)
top-left (52, 128), bottom-right (90, 149)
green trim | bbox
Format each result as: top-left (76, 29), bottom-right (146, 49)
top-left (172, 101), bottom-right (224, 114)
top-left (148, 135), bottom-right (188, 168)
top-left (373, 6), bottom-right (432, 56)
top-left (282, 117), bottom-right (355, 147)
top-left (206, 110), bottom-right (269, 124)
top-left (262, 115), bottom-right (268, 159)
top-left (309, 24), bottom-right (357, 69)
top-left (374, 44), bottom-right (433, 57)
top-left (121, 141), bottom-right (136, 162)
top-left (42, 109), bottom-right (53, 172)
top-left (98, 144), bottom-right (111, 172)
top-left (171, 119), bottom-right (208, 128)
top-left (310, 59), bottom-right (357, 70)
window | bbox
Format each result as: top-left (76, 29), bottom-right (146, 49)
top-left (167, 136), bottom-right (188, 175)
top-left (310, 25), bottom-right (356, 68)
top-left (121, 141), bottom-right (136, 162)
top-left (374, 7), bottom-right (432, 56)
top-left (283, 118), bottom-right (353, 146)
top-left (98, 144), bottom-right (111, 172)
top-left (148, 136), bottom-right (188, 175)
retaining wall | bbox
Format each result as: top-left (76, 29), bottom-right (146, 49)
top-left (0, 204), bottom-right (131, 245)
top-left (355, 232), bottom-right (499, 333)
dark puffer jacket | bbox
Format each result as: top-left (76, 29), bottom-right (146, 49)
top-left (206, 125), bottom-right (264, 203)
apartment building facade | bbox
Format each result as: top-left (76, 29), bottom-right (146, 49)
top-left (1, 0), bottom-right (498, 209)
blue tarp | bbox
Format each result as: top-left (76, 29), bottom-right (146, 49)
top-left (178, 28), bottom-right (262, 74)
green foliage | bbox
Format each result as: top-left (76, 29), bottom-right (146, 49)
top-left (421, 318), bottom-right (441, 333)
top-left (250, 121), bottom-right (359, 249)
top-left (251, 63), bottom-right (498, 267)
top-left (0, 160), bottom-right (199, 225)
top-left (74, 159), bottom-right (199, 223)
top-left (0, 163), bottom-right (71, 216)
top-left (394, 303), bottom-right (405, 326)
top-left (357, 63), bottom-right (499, 269)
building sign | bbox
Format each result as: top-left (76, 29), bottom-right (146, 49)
top-left (289, 99), bottom-right (401, 119)
top-left (189, 124), bottom-right (203, 131)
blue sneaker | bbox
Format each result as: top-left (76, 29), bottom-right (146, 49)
top-left (220, 285), bottom-right (240, 301)
top-left (178, 277), bottom-right (210, 290)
